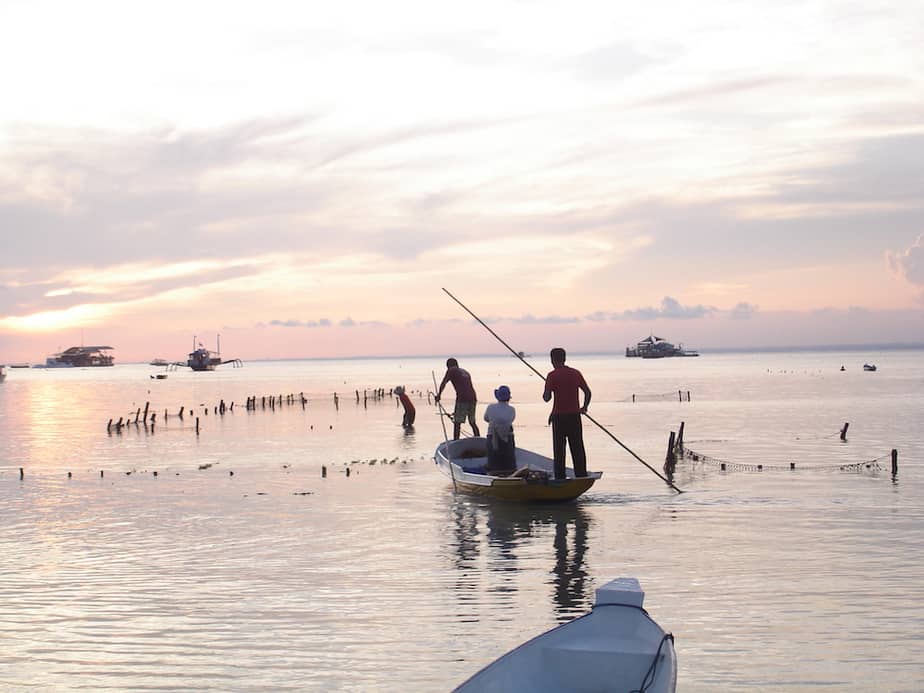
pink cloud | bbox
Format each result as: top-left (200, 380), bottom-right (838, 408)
top-left (888, 233), bottom-right (924, 286)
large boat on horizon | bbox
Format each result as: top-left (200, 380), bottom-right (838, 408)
top-left (187, 340), bottom-right (222, 371)
top-left (626, 335), bottom-right (699, 358)
top-left (183, 335), bottom-right (242, 371)
top-left (40, 345), bottom-right (115, 367)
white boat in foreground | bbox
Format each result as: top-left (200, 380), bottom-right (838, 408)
top-left (454, 577), bottom-right (677, 693)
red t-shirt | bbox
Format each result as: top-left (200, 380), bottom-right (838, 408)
top-left (545, 365), bottom-right (587, 414)
top-left (398, 392), bottom-right (415, 414)
top-left (444, 366), bottom-right (477, 402)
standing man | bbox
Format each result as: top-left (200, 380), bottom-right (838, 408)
top-left (543, 347), bottom-right (591, 479)
top-left (435, 357), bottom-right (480, 439)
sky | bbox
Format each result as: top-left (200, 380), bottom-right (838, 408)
top-left (1, 0), bottom-right (923, 363)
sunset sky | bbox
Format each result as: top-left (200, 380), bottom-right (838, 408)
top-left (2, 0), bottom-right (923, 362)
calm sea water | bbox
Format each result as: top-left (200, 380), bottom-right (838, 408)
top-left (1, 350), bottom-right (922, 692)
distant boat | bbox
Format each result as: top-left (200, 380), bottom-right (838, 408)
top-left (8, 363), bottom-right (30, 369)
top-left (434, 437), bottom-right (601, 502)
top-left (626, 335), bottom-right (699, 358)
top-left (187, 344), bottom-right (222, 371)
top-left (863, 364), bottom-right (877, 372)
top-left (454, 576), bottom-right (677, 692)
top-left (182, 335), bottom-right (242, 371)
top-left (0, 365), bottom-right (6, 381)
top-left (40, 346), bottom-right (114, 368)
top-left (149, 358), bottom-right (169, 367)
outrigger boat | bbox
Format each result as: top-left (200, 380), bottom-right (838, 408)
top-left (454, 576), bottom-right (677, 692)
top-left (434, 437), bottom-right (601, 502)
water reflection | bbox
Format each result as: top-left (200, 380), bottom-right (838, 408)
top-left (448, 498), bottom-right (593, 621)
top-left (551, 505), bottom-right (590, 621)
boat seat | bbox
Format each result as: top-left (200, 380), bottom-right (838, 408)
top-left (462, 463), bottom-right (487, 474)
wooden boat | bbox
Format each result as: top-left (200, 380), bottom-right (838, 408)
top-left (187, 344), bottom-right (222, 371)
top-left (434, 437), bottom-right (601, 502)
top-left (454, 576), bottom-right (677, 692)
top-left (183, 335), bottom-right (242, 371)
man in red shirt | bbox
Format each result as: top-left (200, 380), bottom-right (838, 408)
top-left (542, 347), bottom-right (592, 479)
top-left (394, 385), bottom-right (416, 428)
top-left (435, 357), bottom-right (480, 440)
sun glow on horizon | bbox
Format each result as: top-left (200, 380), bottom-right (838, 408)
top-left (0, 304), bottom-right (112, 333)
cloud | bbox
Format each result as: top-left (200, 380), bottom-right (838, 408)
top-left (0, 262), bottom-right (264, 318)
top-left (887, 233), bottom-right (924, 286)
top-left (573, 41), bottom-right (658, 82)
top-left (510, 314), bottom-right (580, 325)
top-left (600, 296), bottom-right (717, 321)
top-left (635, 75), bottom-right (792, 108)
top-left (268, 318), bottom-right (332, 328)
top-left (336, 317), bottom-right (389, 328)
top-left (729, 302), bottom-right (758, 320)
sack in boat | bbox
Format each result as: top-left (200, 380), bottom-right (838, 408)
top-left (513, 467), bottom-right (549, 482)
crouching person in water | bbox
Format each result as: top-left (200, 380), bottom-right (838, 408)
top-left (484, 385), bottom-right (516, 475)
top-left (395, 386), bottom-right (416, 428)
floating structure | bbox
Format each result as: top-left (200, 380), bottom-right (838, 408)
top-left (41, 346), bottom-right (114, 368)
top-left (454, 576), bottom-right (677, 692)
top-left (434, 437), bottom-right (601, 502)
top-left (626, 335), bottom-right (699, 358)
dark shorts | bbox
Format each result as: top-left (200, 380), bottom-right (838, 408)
top-left (454, 401), bottom-right (476, 423)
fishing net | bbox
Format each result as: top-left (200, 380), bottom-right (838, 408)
top-left (677, 446), bottom-right (887, 473)
top-left (619, 391), bottom-right (692, 403)
top-left (668, 423), bottom-right (894, 475)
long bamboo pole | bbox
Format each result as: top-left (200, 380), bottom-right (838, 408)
top-left (432, 370), bottom-right (457, 493)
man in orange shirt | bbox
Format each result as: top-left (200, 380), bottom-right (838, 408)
top-left (394, 385), bottom-right (416, 428)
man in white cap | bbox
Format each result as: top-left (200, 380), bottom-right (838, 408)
top-left (483, 385), bottom-right (516, 474)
